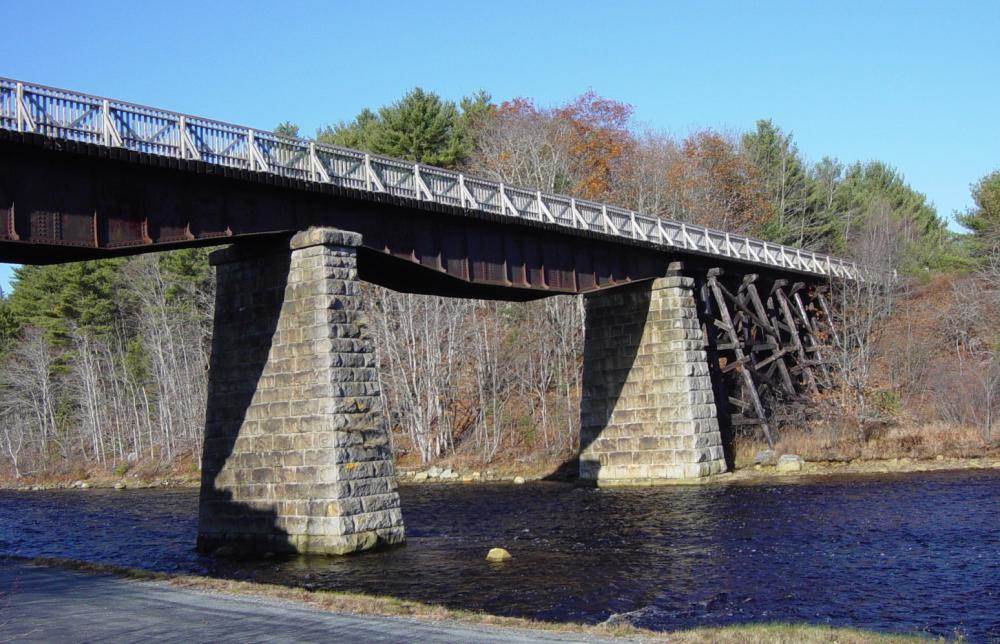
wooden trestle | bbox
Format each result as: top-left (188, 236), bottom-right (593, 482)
top-left (698, 268), bottom-right (840, 448)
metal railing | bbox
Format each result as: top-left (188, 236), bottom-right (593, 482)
top-left (0, 77), bottom-right (860, 280)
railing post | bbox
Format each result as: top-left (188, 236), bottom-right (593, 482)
top-left (15, 82), bottom-right (24, 132)
top-left (247, 129), bottom-right (257, 170)
top-left (657, 218), bottom-right (668, 244)
top-left (102, 99), bottom-right (122, 147)
top-left (102, 100), bottom-right (111, 146)
top-left (459, 174), bottom-right (467, 208)
top-left (364, 154), bottom-right (373, 191)
top-left (179, 115), bottom-right (187, 158)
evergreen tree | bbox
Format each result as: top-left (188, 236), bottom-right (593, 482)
top-left (317, 108), bottom-right (379, 152)
top-left (803, 157), bottom-right (845, 251)
top-left (317, 89), bottom-right (493, 169)
top-left (957, 170), bottom-right (1000, 262)
top-left (7, 260), bottom-right (123, 344)
top-left (742, 121), bottom-right (808, 231)
top-left (158, 248), bottom-right (213, 306)
top-left (274, 121), bottom-right (301, 138)
top-left (834, 161), bottom-right (962, 273)
top-left (370, 88), bottom-right (461, 166)
top-left (0, 294), bottom-right (18, 355)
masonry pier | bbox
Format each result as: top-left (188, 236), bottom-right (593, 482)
top-left (197, 228), bottom-right (404, 555)
top-left (579, 274), bottom-right (728, 484)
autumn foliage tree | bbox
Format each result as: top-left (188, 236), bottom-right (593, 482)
top-left (553, 91), bottom-right (634, 200)
top-left (662, 131), bottom-right (771, 233)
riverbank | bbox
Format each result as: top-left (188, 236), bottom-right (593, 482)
top-left (2, 558), bottom-right (928, 643)
top-left (2, 453), bottom-right (999, 491)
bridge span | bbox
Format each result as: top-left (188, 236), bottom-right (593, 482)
top-left (0, 78), bottom-right (852, 556)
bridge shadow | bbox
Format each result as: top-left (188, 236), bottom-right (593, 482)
top-left (197, 239), bottom-right (294, 556)
top-left (544, 281), bottom-right (650, 483)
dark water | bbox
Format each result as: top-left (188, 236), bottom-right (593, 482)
top-left (1, 471), bottom-right (998, 641)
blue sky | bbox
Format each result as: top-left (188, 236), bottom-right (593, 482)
top-left (1, 0), bottom-right (997, 292)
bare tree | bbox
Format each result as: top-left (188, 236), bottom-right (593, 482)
top-left (370, 286), bottom-right (469, 463)
top-left (830, 200), bottom-right (907, 438)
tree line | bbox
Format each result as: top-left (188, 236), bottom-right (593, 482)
top-left (0, 87), bottom-right (996, 477)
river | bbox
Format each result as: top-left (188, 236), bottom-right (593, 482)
top-left (1, 470), bottom-right (998, 640)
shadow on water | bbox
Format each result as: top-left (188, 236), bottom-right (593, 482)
top-left (197, 238), bottom-right (294, 554)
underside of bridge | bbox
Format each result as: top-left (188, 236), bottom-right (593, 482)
top-left (0, 131), bottom-right (839, 555)
top-left (193, 227), bottom-right (837, 554)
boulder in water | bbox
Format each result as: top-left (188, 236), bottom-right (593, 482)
top-left (513, 476), bottom-right (525, 484)
top-left (486, 547), bottom-right (512, 562)
top-left (413, 472), bottom-right (428, 482)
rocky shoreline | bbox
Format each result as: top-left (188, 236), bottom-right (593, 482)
top-left (3, 454), bottom-right (998, 493)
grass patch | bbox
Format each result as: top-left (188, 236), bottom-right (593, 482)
top-left (16, 557), bottom-right (936, 642)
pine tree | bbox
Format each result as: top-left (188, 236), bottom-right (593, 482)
top-left (274, 121), bottom-right (301, 138)
top-left (316, 89), bottom-right (492, 169)
top-left (957, 170), bottom-right (1000, 262)
top-left (834, 162), bottom-right (963, 273)
top-left (318, 108), bottom-right (379, 151)
top-left (741, 120), bottom-right (825, 248)
top-left (370, 88), bottom-right (461, 166)
top-left (7, 260), bottom-right (123, 344)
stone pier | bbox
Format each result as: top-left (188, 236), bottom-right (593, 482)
top-left (579, 275), bottom-right (727, 484)
top-left (197, 228), bottom-right (404, 555)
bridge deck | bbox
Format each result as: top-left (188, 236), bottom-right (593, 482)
top-left (0, 78), bottom-right (859, 281)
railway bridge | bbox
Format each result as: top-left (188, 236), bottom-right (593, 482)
top-left (0, 79), bottom-right (856, 555)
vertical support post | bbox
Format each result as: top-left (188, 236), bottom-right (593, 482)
top-left (179, 115), bottom-right (188, 159)
top-left (15, 82), bottom-right (24, 132)
top-left (102, 99), bottom-right (112, 146)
